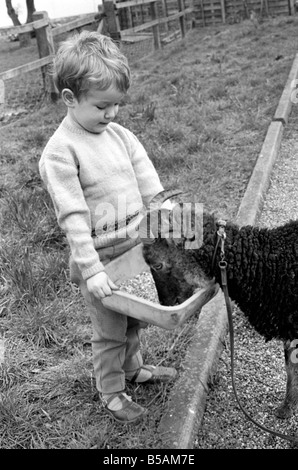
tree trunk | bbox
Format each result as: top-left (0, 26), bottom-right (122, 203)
top-left (5, 0), bottom-right (21, 26)
top-left (5, 0), bottom-right (36, 47)
top-left (26, 0), bottom-right (36, 23)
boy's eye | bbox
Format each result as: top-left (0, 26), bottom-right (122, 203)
top-left (96, 103), bottom-right (119, 110)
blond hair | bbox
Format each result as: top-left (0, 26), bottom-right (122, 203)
top-left (53, 31), bottom-right (131, 98)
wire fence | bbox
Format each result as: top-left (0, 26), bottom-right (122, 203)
top-left (0, 66), bottom-right (51, 126)
top-left (122, 36), bottom-right (155, 63)
top-left (0, 61), bottom-right (52, 126)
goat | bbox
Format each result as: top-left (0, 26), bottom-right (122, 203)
top-left (139, 189), bottom-right (298, 419)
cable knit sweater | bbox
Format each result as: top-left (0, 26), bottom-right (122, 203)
top-left (39, 115), bottom-right (164, 280)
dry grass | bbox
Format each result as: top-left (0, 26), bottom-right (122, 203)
top-left (1, 15), bottom-right (298, 448)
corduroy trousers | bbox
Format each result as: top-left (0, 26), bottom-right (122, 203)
top-left (69, 237), bottom-right (145, 394)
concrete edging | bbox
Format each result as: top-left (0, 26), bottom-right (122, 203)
top-left (157, 52), bottom-right (298, 449)
top-left (158, 292), bottom-right (228, 449)
top-left (273, 53), bottom-right (298, 126)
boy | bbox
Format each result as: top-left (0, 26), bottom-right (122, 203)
top-left (39, 31), bottom-right (177, 424)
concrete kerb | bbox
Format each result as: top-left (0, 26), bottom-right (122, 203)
top-left (157, 53), bottom-right (298, 449)
top-left (158, 291), bottom-right (228, 449)
top-left (273, 53), bottom-right (298, 126)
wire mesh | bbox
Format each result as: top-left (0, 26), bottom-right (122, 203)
top-left (0, 68), bottom-right (52, 126)
top-left (121, 36), bottom-right (155, 65)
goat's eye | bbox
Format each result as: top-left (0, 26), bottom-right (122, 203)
top-left (152, 263), bottom-right (163, 271)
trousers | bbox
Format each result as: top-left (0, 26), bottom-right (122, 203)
top-left (69, 237), bottom-right (145, 394)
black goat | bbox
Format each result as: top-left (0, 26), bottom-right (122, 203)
top-left (139, 190), bottom-right (298, 419)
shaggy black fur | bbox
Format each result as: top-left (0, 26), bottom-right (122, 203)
top-left (195, 213), bottom-right (298, 342)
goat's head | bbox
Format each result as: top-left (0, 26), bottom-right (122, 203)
top-left (139, 190), bottom-right (215, 306)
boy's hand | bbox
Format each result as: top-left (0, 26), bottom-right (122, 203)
top-left (86, 271), bottom-right (119, 299)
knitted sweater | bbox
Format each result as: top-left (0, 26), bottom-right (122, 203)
top-left (39, 115), bottom-right (164, 280)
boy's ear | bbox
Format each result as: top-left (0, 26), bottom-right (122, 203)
top-left (61, 88), bottom-right (76, 107)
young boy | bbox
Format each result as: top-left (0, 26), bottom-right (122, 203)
top-left (39, 31), bottom-right (177, 424)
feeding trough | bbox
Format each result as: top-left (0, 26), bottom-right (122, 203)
top-left (102, 243), bottom-right (219, 330)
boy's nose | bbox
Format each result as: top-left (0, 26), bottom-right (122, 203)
top-left (104, 106), bottom-right (116, 119)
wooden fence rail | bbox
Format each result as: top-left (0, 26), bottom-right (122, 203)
top-left (0, 12), bottom-right (97, 35)
top-left (104, 0), bottom-right (194, 43)
top-left (0, 10), bottom-right (103, 104)
top-left (51, 13), bottom-right (99, 37)
top-left (0, 1), bottom-right (194, 108)
top-left (0, 55), bottom-right (53, 81)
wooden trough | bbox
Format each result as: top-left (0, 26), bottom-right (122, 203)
top-left (102, 243), bottom-right (219, 330)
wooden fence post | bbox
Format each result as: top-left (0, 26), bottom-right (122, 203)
top-left (200, 0), bottom-right (206, 26)
top-left (0, 79), bottom-right (4, 117)
top-left (178, 0), bottom-right (186, 39)
top-left (288, 0), bottom-right (295, 15)
top-left (150, 1), bottom-right (161, 50)
top-left (32, 11), bottom-right (58, 102)
top-left (103, 0), bottom-right (121, 43)
top-left (127, 7), bottom-right (133, 28)
top-left (220, 0), bottom-right (226, 23)
top-left (161, 0), bottom-right (169, 32)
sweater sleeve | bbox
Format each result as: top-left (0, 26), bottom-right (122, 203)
top-left (39, 153), bottom-right (105, 280)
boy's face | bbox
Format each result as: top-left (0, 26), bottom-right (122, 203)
top-left (65, 85), bottom-right (124, 134)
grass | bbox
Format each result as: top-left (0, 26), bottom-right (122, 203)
top-left (1, 15), bottom-right (298, 448)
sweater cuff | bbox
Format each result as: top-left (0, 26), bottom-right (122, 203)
top-left (82, 261), bottom-right (106, 281)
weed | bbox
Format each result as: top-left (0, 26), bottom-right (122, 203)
top-left (207, 83), bottom-right (227, 100)
top-left (128, 101), bottom-right (157, 123)
top-left (142, 102), bottom-right (156, 122)
top-left (158, 124), bottom-right (184, 143)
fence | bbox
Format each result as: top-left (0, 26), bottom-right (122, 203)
top-left (195, 0), bottom-right (296, 26)
top-left (107, 0), bottom-right (194, 43)
top-left (0, 11), bottom-right (104, 125)
top-left (0, 0), bottom-right (295, 125)
top-left (0, 0), bottom-right (194, 126)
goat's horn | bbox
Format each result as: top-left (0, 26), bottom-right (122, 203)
top-left (138, 189), bottom-right (182, 244)
top-left (148, 189), bottom-right (183, 212)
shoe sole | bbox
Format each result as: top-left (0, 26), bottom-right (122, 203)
top-left (106, 407), bottom-right (148, 425)
top-left (128, 371), bottom-right (177, 385)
